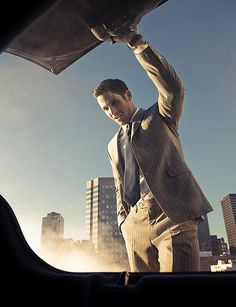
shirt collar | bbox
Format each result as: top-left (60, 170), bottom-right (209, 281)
top-left (122, 107), bottom-right (139, 132)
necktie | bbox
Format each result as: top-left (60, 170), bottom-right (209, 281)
top-left (123, 123), bottom-right (140, 206)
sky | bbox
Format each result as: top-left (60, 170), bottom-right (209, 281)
top-left (0, 0), bottom-right (235, 256)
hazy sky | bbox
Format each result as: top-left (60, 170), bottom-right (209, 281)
top-left (0, 0), bottom-right (235, 254)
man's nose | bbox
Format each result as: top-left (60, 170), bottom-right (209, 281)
top-left (110, 106), bottom-right (118, 115)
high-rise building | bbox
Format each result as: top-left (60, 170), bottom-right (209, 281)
top-left (85, 177), bottom-right (128, 267)
top-left (198, 214), bottom-right (212, 256)
top-left (210, 235), bottom-right (228, 256)
top-left (221, 194), bottom-right (236, 255)
top-left (41, 212), bottom-right (64, 245)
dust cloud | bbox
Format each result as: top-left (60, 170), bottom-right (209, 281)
top-left (39, 238), bottom-right (129, 272)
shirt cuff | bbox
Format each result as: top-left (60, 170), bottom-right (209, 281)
top-left (133, 43), bottom-right (149, 54)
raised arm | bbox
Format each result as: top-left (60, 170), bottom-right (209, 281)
top-left (114, 28), bottom-right (185, 127)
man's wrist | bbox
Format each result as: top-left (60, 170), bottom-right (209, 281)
top-left (127, 34), bottom-right (143, 49)
top-left (127, 34), bottom-right (148, 53)
top-left (127, 34), bottom-right (149, 54)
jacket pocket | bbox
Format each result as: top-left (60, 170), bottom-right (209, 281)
top-left (167, 161), bottom-right (191, 177)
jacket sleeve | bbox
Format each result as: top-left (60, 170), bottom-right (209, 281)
top-left (135, 45), bottom-right (185, 128)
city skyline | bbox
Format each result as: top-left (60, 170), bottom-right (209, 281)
top-left (38, 179), bottom-right (233, 272)
top-left (37, 180), bottom-right (232, 255)
top-left (0, 0), bottom-right (235, 254)
top-left (37, 182), bottom-right (236, 272)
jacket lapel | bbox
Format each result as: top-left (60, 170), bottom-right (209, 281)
top-left (131, 108), bottom-right (145, 138)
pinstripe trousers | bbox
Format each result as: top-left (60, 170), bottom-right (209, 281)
top-left (121, 198), bottom-right (200, 272)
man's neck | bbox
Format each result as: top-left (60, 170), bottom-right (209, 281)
top-left (130, 107), bottom-right (139, 122)
top-left (122, 107), bottom-right (139, 132)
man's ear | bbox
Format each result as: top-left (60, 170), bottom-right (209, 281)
top-left (125, 90), bottom-right (132, 101)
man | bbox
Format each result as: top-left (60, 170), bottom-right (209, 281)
top-left (92, 27), bottom-right (213, 272)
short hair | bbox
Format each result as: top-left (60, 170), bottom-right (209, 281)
top-left (92, 78), bottom-right (129, 98)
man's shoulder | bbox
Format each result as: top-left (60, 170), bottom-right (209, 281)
top-left (108, 129), bottom-right (121, 148)
top-left (132, 104), bottom-right (156, 120)
top-left (142, 103), bottom-right (159, 118)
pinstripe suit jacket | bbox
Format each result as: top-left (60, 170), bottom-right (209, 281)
top-left (107, 45), bottom-right (213, 229)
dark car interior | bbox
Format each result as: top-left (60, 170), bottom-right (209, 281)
top-left (0, 1), bottom-right (235, 304)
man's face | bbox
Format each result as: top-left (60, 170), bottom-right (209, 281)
top-left (97, 90), bottom-right (136, 126)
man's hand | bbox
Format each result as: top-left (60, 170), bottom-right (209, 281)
top-left (90, 18), bottom-right (142, 47)
top-left (90, 14), bottom-right (140, 45)
top-left (110, 24), bottom-right (139, 44)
